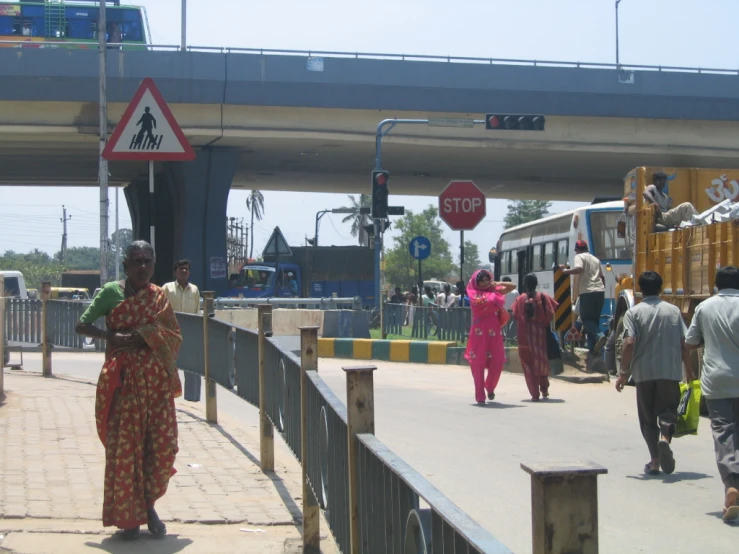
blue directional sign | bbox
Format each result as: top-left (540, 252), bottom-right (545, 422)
top-left (409, 236), bottom-right (431, 261)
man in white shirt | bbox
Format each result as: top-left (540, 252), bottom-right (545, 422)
top-left (163, 259), bottom-right (201, 402)
top-left (560, 240), bottom-right (606, 355)
top-left (435, 283), bottom-right (457, 309)
top-left (501, 276), bottom-right (519, 339)
top-left (643, 171), bottom-right (698, 228)
top-left (685, 266), bottom-right (739, 522)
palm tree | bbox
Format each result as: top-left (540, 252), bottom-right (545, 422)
top-left (340, 194), bottom-right (372, 247)
top-left (246, 190), bottom-right (265, 258)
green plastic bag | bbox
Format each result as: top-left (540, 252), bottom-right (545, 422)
top-left (675, 380), bottom-right (701, 438)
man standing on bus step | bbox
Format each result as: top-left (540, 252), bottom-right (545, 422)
top-left (644, 171), bottom-right (698, 229)
top-left (163, 259), bottom-right (202, 402)
top-left (559, 240), bottom-right (607, 355)
top-left (616, 271), bottom-right (693, 476)
top-left (685, 266), bottom-right (739, 522)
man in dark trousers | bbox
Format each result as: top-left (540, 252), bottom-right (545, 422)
top-left (616, 271), bottom-right (693, 476)
top-left (163, 260), bottom-right (201, 402)
top-left (686, 266), bottom-right (739, 522)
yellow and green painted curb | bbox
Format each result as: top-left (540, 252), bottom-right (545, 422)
top-left (318, 338), bottom-right (470, 365)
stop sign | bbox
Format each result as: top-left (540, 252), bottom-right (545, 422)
top-left (438, 180), bottom-right (486, 231)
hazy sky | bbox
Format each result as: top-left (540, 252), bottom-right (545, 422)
top-left (2, 0), bottom-right (738, 260)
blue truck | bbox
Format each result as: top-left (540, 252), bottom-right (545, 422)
top-left (223, 246), bottom-right (375, 307)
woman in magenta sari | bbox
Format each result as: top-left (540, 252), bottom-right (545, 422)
top-left (75, 241), bottom-right (182, 540)
top-left (512, 273), bottom-right (559, 401)
top-left (465, 270), bottom-right (516, 405)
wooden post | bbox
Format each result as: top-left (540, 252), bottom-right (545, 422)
top-left (258, 305), bottom-right (274, 472)
top-left (202, 292), bottom-right (217, 423)
top-left (300, 325), bottom-right (320, 554)
top-left (344, 364), bottom-right (377, 554)
top-left (41, 282), bottom-right (52, 377)
top-left (0, 274), bottom-right (4, 395)
top-left (521, 462), bottom-right (608, 554)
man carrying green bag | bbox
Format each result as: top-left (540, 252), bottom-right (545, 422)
top-left (686, 266), bottom-right (739, 523)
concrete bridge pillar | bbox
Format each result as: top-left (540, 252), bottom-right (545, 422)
top-left (125, 149), bottom-right (239, 293)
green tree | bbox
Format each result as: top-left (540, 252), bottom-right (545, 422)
top-left (340, 194), bottom-right (372, 247)
top-left (246, 190), bottom-right (265, 259)
top-left (384, 206), bottom-right (455, 289)
top-left (57, 246), bottom-right (100, 270)
top-left (0, 249), bottom-right (63, 290)
top-left (458, 240), bottom-right (482, 282)
top-left (503, 200), bottom-right (552, 229)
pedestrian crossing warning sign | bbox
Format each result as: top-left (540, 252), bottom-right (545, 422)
top-left (102, 77), bottom-right (195, 161)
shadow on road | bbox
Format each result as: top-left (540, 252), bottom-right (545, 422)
top-left (471, 402), bottom-right (522, 409)
top-left (626, 471), bottom-right (712, 483)
top-left (520, 398), bottom-right (566, 404)
top-left (85, 534), bottom-right (193, 553)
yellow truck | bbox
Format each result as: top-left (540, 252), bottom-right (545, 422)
top-left (614, 167), bottom-right (739, 393)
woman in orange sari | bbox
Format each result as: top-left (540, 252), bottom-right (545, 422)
top-left (76, 241), bottom-right (182, 540)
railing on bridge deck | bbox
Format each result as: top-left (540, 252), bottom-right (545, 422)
top-left (6, 286), bottom-right (608, 553)
top-left (1, 39), bottom-right (738, 75)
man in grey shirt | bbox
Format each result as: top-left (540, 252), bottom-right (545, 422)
top-left (643, 171), bottom-right (698, 228)
top-left (685, 266), bottom-right (739, 522)
top-left (616, 271), bottom-right (693, 476)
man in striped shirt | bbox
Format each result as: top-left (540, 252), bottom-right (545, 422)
top-left (616, 271), bottom-right (694, 476)
top-left (163, 259), bottom-right (201, 402)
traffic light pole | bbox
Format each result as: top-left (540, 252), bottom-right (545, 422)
top-left (373, 118), bottom-right (485, 309)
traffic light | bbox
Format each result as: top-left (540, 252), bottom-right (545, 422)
top-left (363, 220), bottom-right (391, 237)
top-left (371, 169), bottom-right (390, 219)
top-left (485, 114), bottom-right (545, 131)
top-left (488, 248), bottom-right (498, 263)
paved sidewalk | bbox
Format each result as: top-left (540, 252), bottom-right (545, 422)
top-left (0, 369), bottom-right (335, 553)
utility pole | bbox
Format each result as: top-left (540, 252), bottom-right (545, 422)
top-left (181, 0), bottom-right (187, 51)
top-left (98, 1), bottom-right (109, 284)
top-left (60, 205), bottom-right (71, 265)
top-left (115, 187), bottom-right (120, 280)
top-left (615, 0), bottom-right (622, 66)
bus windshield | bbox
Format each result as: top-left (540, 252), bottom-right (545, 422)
top-left (588, 211), bottom-right (630, 261)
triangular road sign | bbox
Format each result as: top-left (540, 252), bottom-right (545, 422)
top-left (263, 227), bottom-right (293, 257)
top-left (565, 326), bottom-right (582, 342)
top-left (103, 77), bottom-right (195, 161)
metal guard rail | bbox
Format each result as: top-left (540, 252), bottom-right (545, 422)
top-left (1, 40), bottom-right (737, 75)
top-left (214, 296), bottom-right (361, 309)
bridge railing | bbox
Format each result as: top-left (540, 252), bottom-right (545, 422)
top-left (1, 39), bottom-right (738, 75)
top-left (27, 289), bottom-right (607, 553)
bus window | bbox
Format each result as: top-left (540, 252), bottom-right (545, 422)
top-left (589, 211), bottom-right (629, 261)
top-left (532, 244), bottom-right (543, 271)
top-left (557, 239), bottom-right (569, 266)
top-left (510, 251), bottom-right (518, 276)
top-left (544, 242), bottom-right (554, 270)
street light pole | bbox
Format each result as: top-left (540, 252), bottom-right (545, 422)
top-left (314, 208), bottom-right (355, 247)
top-left (181, 0), bottom-right (187, 51)
top-left (615, 0), bottom-right (622, 67)
top-left (98, 1), bottom-right (109, 285)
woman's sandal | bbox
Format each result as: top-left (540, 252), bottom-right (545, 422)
top-left (117, 527), bottom-right (140, 541)
top-left (147, 509), bottom-right (167, 537)
top-left (644, 463), bottom-right (660, 476)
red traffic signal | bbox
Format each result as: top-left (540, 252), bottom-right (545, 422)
top-left (485, 113), bottom-right (545, 131)
top-left (371, 169), bottom-right (390, 219)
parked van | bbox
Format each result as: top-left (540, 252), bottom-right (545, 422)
top-left (0, 271), bottom-right (28, 299)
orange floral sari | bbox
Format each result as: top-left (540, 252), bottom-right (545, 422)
top-left (95, 283), bottom-right (182, 529)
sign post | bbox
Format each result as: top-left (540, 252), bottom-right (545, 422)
top-left (103, 77), bottom-right (196, 254)
top-left (409, 236), bottom-right (431, 305)
top-left (438, 180), bottom-right (486, 281)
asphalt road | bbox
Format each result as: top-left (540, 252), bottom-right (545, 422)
top-left (14, 352), bottom-right (737, 553)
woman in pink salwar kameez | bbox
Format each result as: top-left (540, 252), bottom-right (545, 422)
top-left (465, 270), bottom-right (516, 405)
top-left (512, 273), bottom-right (559, 401)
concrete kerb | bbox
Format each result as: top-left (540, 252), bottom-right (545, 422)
top-left (318, 338), bottom-right (609, 383)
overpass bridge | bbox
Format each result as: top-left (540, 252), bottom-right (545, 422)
top-left (3, 45), bottom-right (739, 290)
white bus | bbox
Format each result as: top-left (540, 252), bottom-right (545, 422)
top-left (494, 200), bottom-right (631, 322)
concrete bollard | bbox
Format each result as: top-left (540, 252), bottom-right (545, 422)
top-left (300, 325), bottom-right (320, 554)
top-left (521, 461), bottom-right (608, 554)
top-left (41, 281), bottom-right (52, 377)
top-left (344, 364), bottom-right (376, 554)
top-left (202, 292), bottom-right (217, 423)
top-left (258, 305), bottom-right (274, 472)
